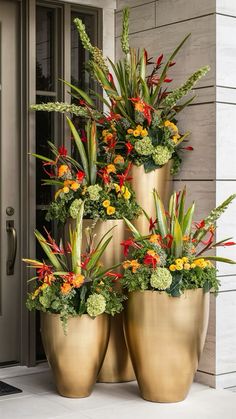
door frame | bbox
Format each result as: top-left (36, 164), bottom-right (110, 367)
top-left (19, 0), bottom-right (102, 366)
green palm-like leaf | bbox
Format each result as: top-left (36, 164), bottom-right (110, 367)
top-left (123, 217), bottom-right (142, 239)
top-left (60, 79), bottom-right (95, 107)
top-left (66, 117), bottom-right (90, 182)
top-left (71, 201), bottom-right (84, 274)
top-left (153, 190), bottom-right (168, 237)
top-left (195, 256), bottom-right (236, 264)
top-left (87, 120), bottom-right (97, 185)
top-left (178, 187), bottom-right (186, 228)
top-left (86, 236), bottom-right (113, 271)
top-left (182, 202), bottom-right (195, 236)
top-left (34, 230), bottom-right (63, 271)
top-left (173, 217), bottom-right (183, 257)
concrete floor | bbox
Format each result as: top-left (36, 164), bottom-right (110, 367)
top-left (0, 364), bottom-right (236, 419)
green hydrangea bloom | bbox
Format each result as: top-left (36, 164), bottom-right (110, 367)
top-left (87, 293), bottom-right (106, 317)
top-left (152, 145), bottom-right (173, 166)
top-left (150, 267), bottom-right (172, 290)
top-left (134, 137), bottom-right (154, 156)
top-left (87, 184), bottom-right (102, 201)
top-left (69, 199), bottom-right (83, 219)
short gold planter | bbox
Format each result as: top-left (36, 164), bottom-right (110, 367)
top-left (124, 289), bottom-right (210, 402)
top-left (131, 163), bottom-right (172, 234)
top-left (41, 313), bottom-right (110, 398)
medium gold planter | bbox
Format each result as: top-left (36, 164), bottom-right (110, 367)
top-left (41, 313), bottom-right (110, 398)
top-left (131, 163), bottom-right (172, 234)
top-left (65, 218), bottom-right (135, 383)
top-left (124, 289), bottom-right (210, 402)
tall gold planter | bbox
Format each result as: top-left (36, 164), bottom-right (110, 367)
top-left (84, 219), bottom-right (135, 383)
top-left (123, 289), bottom-right (210, 402)
top-left (41, 313), bottom-right (110, 398)
top-left (131, 163), bottom-right (172, 234)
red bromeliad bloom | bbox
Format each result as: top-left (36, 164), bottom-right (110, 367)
top-left (76, 170), bottom-right (85, 182)
top-left (37, 263), bottom-right (53, 280)
top-left (80, 129), bottom-right (87, 143)
top-left (58, 145), bottom-right (67, 157)
top-left (149, 217), bottom-right (157, 231)
top-left (143, 252), bottom-right (160, 268)
top-left (120, 238), bottom-right (141, 257)
top-left (106, 111), bottom-right (121, 122)
top-left (98, 168), bottom-right (111, 184)
top-left (125, 141), bottom-right (134, 155)
top-left (129, 97), bottom-right (153, 125)
top-left (105, 272), bottom-right (123, 282)
top-left (117, 162), bottom-right (132, 187)
top-left (44, 228), bottom-right (65, 254)
top-left (182, 146), bottom-right (194, 151)
top-left (218, 241), bottom-right (236, 246)
top-left (195, 220), bottom-right (205, 230)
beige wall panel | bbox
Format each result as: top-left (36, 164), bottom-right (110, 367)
top-left (116, 2), bottom-right (155, 36)
top-left (216, 290), bottom-right (236, 374)
top-left (216, 103), bottom-right (236, 180)
top-left (216, 181), bottom-right (236, 276)
top-left (175, 103), bottom-right (216, 180)
top-left (116, 0), bottom-right (153, 11)
top-left (216, 14), bottom-right (236, 88)
top-left (156, 0), bottom-right (215, 27)
top-left (116, 15), bottom-right (215, 88)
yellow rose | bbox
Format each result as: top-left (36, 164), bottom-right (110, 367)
top-left (136, 125), bottom-right (143, 133)
top-left (103, 200), bottom-right (110, 208)
top-left (175, 258), bottom-right (183, 264)
top-left (184, 263), bottom-right (191, 270)
top-left (176, 265), bottom-right (183, 271)
top-left (164, 120), bottom-right (171, 127)
top-left (107, 206), bottom-right (116, 215)
top-left (63, 186), bottom-right (70, 193)
top-left (169, 265), bottom-right (176, 272)
top-left (190, 263), bottom-right (196, 269)
top-left (182, 257), bottom-right (189, 263)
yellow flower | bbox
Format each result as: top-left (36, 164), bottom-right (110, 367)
top-left (149, 234), bottom-right (161, 244)
top-left (123, 259), bottom-right (140, 273)
top-left (190, 263), bottom-right (196, 269)
top-left (183, 236), bottom-right (190, 241)
top-left (136, 125), bottom-right (143, 133)
top-left (173, 134), bottom-right (180, 143)
top-left (123, 187), bottom-right (131, 200)
top-left (175, 258), bottom-right (183, 265)
top-left (114, 155), bottom-right (124, 165)
top-left (70, 182), bottom-right (80, 191)
top-left (127, 128), bottom-right (133, 134)
top-left (133, 130), bottom-right (140, 137)
top-left (72, 274), bottom-right (85, 288)
top-left (103, 199), bottom-right (110, 208)
top-left (141, 129), bottom-right (148, 137)
top-left (184, 263), bottom-right (191, 270)
top-left (134, 101), bottom-right (145, 112)
top-left (106, 164), bottom-right (116, 174)
top-left (82, 186), bottom-right (87, 195)
top-left (164, 120), bottom-right (171, 127)
top-left (169, 264), bottom-right (176, 272)
top-left (61, 283), bottom-right (72, 294)
top-left (63, 186), bottom-right (70, 194)
top-left (107, 206), bottom-right (116, 215)
top-left (176, 265), bottom-right (183, 271)
top-left (114, 183), bottom-right (120, 193)
top-left (182, 257), bottom-right (189, 263)
top-left (102, 129), bottom-right (108, 137)
top-left (58, 164), bottom-right (69, 178)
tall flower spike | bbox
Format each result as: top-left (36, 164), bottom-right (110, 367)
top-left (121, 8), bottom-right (130, 55)
top-left (162, 65), bottom-right (210, 109)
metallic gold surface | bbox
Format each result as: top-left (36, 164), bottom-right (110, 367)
top-left (131, 163), bottom-right (172, 234)
top-left (41, 313), bottom-right (110, 398)
top-left (124, 289), bottom-right (210, 402)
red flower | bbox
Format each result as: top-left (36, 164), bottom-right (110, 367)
top-left (183, 146), bottom-right (194, 151)
top-left (120, 238), bottom-right (137, 257)
top-left (168, 61), bottom-right (176, 67)
top-left (98, 168), bottom-right (110, 184)
top-left (117, 162), bottom-right (132, 187)
top-left (43, 228), bottom-right (65, 254)
top-left (76, 170), bottom-right (85, 182)
top-left (217, 241), bottom-right (236, 246)
top-left (105, 272), bottom-right (123, 282)
top-left (149, 217), bottom-right (157, 231)
top-left (195, 220), bottom-right (205, 229)
top-left (129, 97), bottom-right (153, 125)
top-left (106, 112), bottom-right (121, 122)
top-left (156, 53), bottom-right (163, 67)
top-left (58, 145), bottom-right (67, 157)
top-left (143, 253), bottom-right (158, 268)
top-left (108, 73), bottom-right (115, 85)
top-left (37, 264), bottom-right (53, 280)
top-left (80, 129), bottom-right (87, 143)
top-left (125, 141), bottom-right (134, 155)
top-left (164, 78), bottom-right (173, 83)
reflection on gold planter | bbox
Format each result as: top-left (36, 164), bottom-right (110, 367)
top-left (124, 289), bottom-right (210, 402)
top-left (131, 163), bottom-right (172, 234)
top-left (41, 313), bottom-right (110, 398)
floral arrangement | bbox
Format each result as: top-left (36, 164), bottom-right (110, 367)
top-left (23, 202), bottom-right (125, 330)
top-left (34, 117), bottom-right (141, 224)
top-left (121, 188), bottom-right (236, 296)
top-left (31, 8), bottom-right (210, 175)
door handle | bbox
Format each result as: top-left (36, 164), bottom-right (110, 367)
top-left (6, 220), bottom-right (17, 275)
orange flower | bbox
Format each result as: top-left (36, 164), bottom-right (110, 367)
top-left (123, 259), bottom-right (140, 273)
top-left (72, 274), bottom-right (85, 288)
top-left (134, 101), bottom-right (145, 112)
top-left (61, 283), bottom-right (72, 294)
top-left (70, 182), bottom-right (80, 191)
top-left (147, 249), bottom-right (160, 263)
top-left (114, 155), bottom-right (124, 165)
top-left (183, 235), bottom-right (190, 241)
top-left (106, 164), bottom-right (116, 174)
top-left (58, 164), bottom-right (69, 178)
top-left (149, 234), bottom-right (161, 244)
top-left (63, 186), bottom-right (70, 193)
